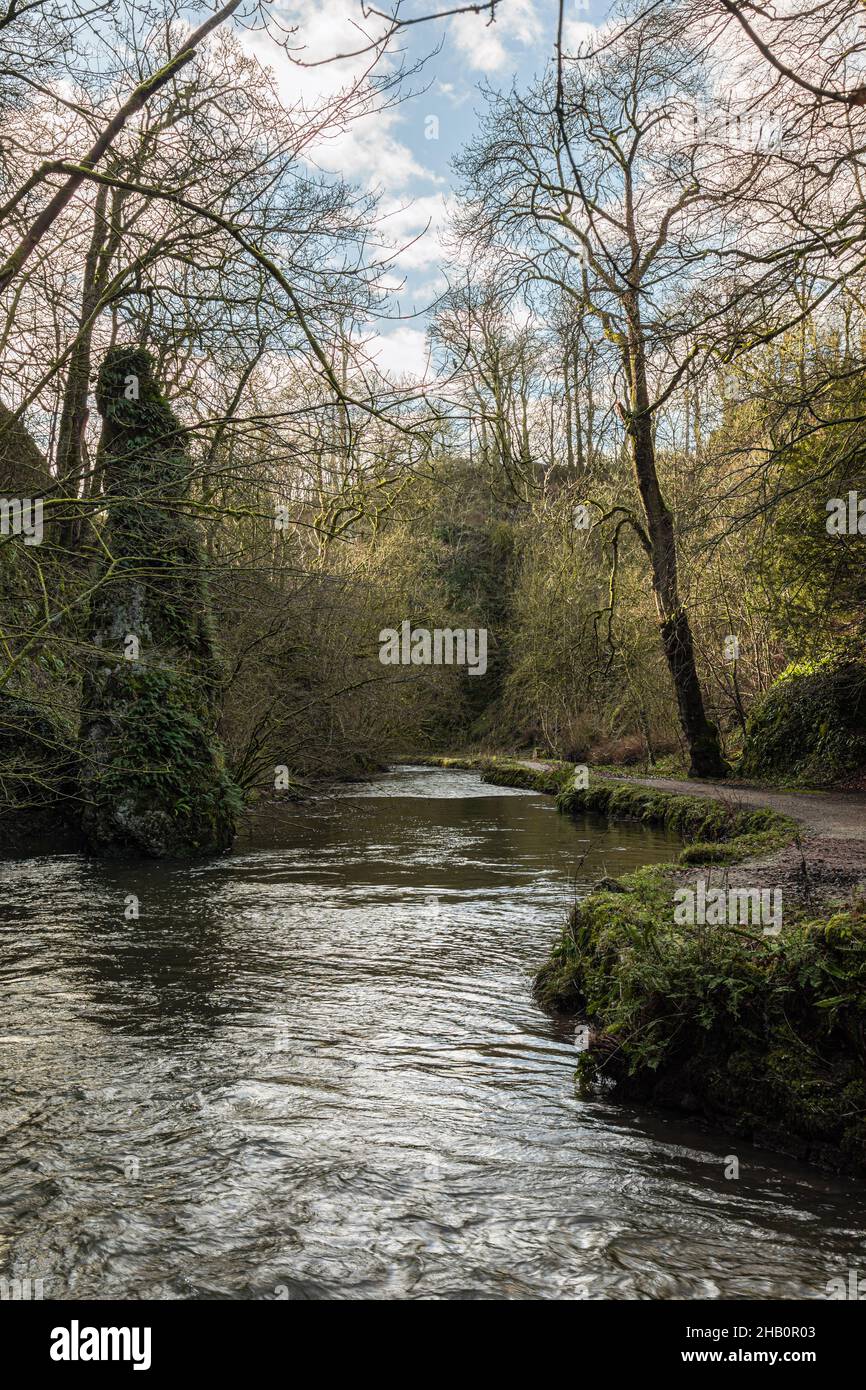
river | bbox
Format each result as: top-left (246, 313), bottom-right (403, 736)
top-left (1, 764), bottom-right (863, 1300)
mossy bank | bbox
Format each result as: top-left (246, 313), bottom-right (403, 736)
top-left (536, 869), bottom-right (866, 1175)
top-left (414, 755), bottom-right (798, 862)
top-left (418, 754), bottom-right (866, 1175)
top-left (536, 779), bottom-right (865, 1176)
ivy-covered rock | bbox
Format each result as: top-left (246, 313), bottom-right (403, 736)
top-left (78, 346), bottom-right (241, 857)
top-left (740, 654), bottom-right (866, 786)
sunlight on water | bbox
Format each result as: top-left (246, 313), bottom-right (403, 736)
top-left (0, 766), bottom-right (864, 1300)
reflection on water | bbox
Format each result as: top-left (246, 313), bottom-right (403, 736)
top-left (0, 765), bottom-right (863, 1300)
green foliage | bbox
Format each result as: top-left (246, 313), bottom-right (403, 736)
top-left (740, 654), bottom-right (866, 785)
top-left (760, 369), bottom-right (866, 657)
top-left (428, 509), bottom-right (517, 733)
top-left (535, 877), bottom-right (866, 1172)
top-left (0, 691), bottom-right (78, 845)
top-left (479, 759), bottom-right (574, 794)
top-left (417, 753), bottom-right (576, 794)
top-left (0, 400), bottom-right (50, 493)
top-left (0, 497), bottom-right (82, 842)
top-left (434, 518), bottom-right (516, 621)
top-left (494, 500), bottom-right (675, 760)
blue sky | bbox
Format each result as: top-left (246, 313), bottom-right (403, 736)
top-left (246, 1), bottom-right (614, 377)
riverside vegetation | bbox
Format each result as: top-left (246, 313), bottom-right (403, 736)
top-left (539, 781), bottom-right (866, 1176)
top-left (422, 756), bottom-right (866, 1173)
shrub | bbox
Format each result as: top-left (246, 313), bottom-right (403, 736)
top-left (740, 654), bottom-right (866, 785)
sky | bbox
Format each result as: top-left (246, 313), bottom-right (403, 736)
top-left (244, 1), bottom-right (612, 379)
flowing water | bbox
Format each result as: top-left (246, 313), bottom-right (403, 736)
top-left (1, 764), bottom-right (864, 1300)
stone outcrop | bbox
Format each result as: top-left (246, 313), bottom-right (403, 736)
top-left (0, 399), bottom-right (51, 495)
top-left (78, 346), bottom-right (240, 856)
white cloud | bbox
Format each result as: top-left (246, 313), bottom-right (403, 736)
top-left (410, 272), bottom-right (450, 304)
top-left (376, 193), bottom-right (455, 272)
top-left (561, 18), bottom-right (600, 55)
top-left (241, 1), bottom-right (440, 193)
top-left (450, 0), bottom-right (544, 73)
top-left (365, 325), bottom-right (431, 382)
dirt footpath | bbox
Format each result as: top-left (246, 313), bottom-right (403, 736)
top-left (600, 772), bottom-right (866, 839)
top-left (598, 772), bottom-right (866, 904)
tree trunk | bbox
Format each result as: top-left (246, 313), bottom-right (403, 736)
top-left (626, 324), bottom-right (727, 778)
top-left (55, 185), bottom-right (110, 550)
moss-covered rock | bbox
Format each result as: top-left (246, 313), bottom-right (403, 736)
top-left (411, 753), bottom-right (575, 794)
top-left (78, 346), bottom-right (241, 857)
top-left (480, 760), bottom-right (574, 794)
top-left (740, 654), bottom-right (866, 786)
top-left (531, 775), bottom-right (866, 1170)
top-left (0, 400), bottom-right (50, 494)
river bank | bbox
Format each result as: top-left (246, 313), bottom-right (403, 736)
top-left (413, 754), bottom-right (866, 1176)
top-left (412, 753), bottom-right (866, 903)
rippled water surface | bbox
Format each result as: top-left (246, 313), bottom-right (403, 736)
top-left (1, 765), bottom-right (864, 1300)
